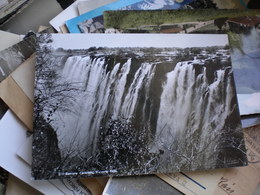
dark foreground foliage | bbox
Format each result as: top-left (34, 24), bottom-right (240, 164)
top-left (93, 119), bottom-right (159, 175)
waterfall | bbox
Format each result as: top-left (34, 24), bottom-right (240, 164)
top-left (111, 58), bottom-right (132, 119)
top-left (120, 62), bottom-right (155, 119)
top-left (54, 55), bottom-right (157, 156)
top-left (155, 60), bottom-right (236, 163)
top-left (156, 62), bottom-right (197, 144)
top-left (50, 49), bottom-right (238, 166)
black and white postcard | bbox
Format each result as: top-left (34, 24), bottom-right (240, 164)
top-left (0, 33), bottom-right (35, 82)
top-left (32, 34), bottom-right (247, 179)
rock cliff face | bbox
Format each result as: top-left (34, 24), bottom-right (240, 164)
top-left (32, 116), bottom-right (61, 179)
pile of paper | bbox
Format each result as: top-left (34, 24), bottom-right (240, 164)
top-left (0, 0), bottom-right (33, 25)
top-left (50, 0), bottom-right (195, 33)
top-left (0, 0), bottom-right (260, 195)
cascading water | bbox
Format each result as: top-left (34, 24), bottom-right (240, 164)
top-left (53, 54), bottom-right (158, 156)
top-left (156, 61), bottom-right (234, 146)
top-left (154, 60), bottom-right (240, 169)
top-left (46, 47), bottom-right (244, 171)
top-left (120, 62), bottom-right (155, 119)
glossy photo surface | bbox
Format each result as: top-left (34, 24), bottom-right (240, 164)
top-left (32, 33), bottom-right (247, 179)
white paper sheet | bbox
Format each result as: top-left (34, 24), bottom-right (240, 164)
top-left (0, 30), bottom-right (21, 51)
top-left (17, 135), bottom-right (91, 195)
top-left (50, 0), bottom-right (123, 32)
top-left (78, 0), bottom-right (117, 15)
top-left (49, 0), bottom-right (82, 32)
top-left (0, 110), bottom-right (64, 195)
top-left (237, 93), bottom-right (260, 115)
top-left (50, 0), bottom-right (115, 32)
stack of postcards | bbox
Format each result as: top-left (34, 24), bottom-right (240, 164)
top-left (0, 0), bottom-right (260, 195)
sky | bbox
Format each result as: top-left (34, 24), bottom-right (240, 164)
top-left (48, 33), bottom-right (229, 49)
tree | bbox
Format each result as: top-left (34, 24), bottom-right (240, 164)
top-left (214, 18), bottom-right (228, 32)
top-left (93, 118), bottom-right (159, 175)
top-left (33, 34), bottom-right (83, 179)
